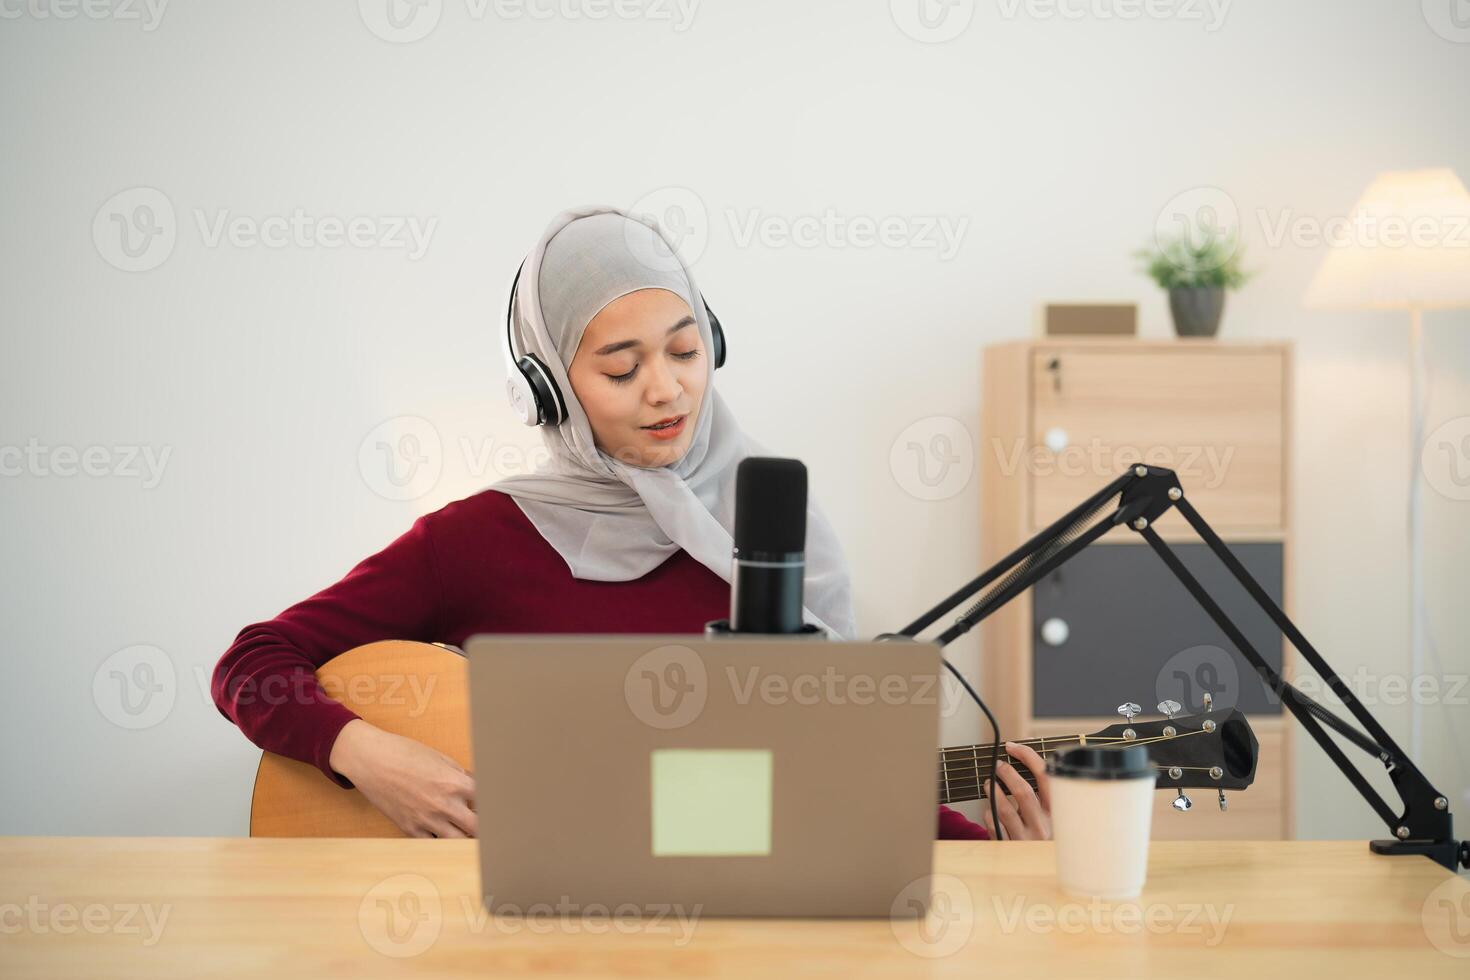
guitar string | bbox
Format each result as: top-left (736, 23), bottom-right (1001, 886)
top-left (939, 728), bottom-right (1206, 756)
top-left (939, 763), bottom-right (1224, 802)
top-left (938, 770), bottom-right (1168, 801)
top-left (938, 728), bottom-right (1207, 763)
top-left (937, 734), bottom-right (1216, 797)
top-left (943, 764), bottom-right (1220, 802)
top-left (937, 728), bottom-right (1211, 777)
top-left (936, 728), bottom-right (1207, 768)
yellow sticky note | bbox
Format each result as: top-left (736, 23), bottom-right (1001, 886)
top-left (650, 749), bottom-right (773, 857)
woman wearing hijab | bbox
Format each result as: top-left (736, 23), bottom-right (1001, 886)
top-left (212, 205), bottom-right (1052, 842)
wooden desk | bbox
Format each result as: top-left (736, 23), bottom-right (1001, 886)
top-left (1, 838), bottom-right (1465, 977)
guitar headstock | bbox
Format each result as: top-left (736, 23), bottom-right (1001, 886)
top-left (1085, 705), bottom-right (1259, 795)
top-left (936, 700), bottom-right (1262, 809)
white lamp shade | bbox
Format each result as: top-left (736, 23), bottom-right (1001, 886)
top-left (1302, 168), bottom-right (1470, 312)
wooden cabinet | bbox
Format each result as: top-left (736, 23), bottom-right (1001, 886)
top-left (981, 338), bottom-right (1293, 840)
top-left (1029, 347), bottom-right (1287, 535)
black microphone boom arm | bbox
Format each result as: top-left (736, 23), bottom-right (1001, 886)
top-left (888, 464), bottom-right (1467, 871)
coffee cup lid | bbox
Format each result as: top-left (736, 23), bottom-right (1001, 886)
top-left (1047, 744), bottom-right (1155, 780)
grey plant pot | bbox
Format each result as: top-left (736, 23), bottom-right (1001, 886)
top-left (1169, 286), bottom-right (1226, 337)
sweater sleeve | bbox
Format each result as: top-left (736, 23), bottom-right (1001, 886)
top-left (211, 515), bottom-right (444, 788)
top-left (938, 804), bottom-right (991, 840)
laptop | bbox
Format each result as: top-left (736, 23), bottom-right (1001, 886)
top-left (465, 633), bottom-right (942, 917)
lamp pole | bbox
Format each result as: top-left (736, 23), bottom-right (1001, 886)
top-left (1408, 305), bottom-right (1426, 760)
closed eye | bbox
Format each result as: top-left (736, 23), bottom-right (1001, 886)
top-left (606, 348), bottom-right (701, 384)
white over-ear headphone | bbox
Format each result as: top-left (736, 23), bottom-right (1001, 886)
top-left (502, 259), bottom-right (570, 427)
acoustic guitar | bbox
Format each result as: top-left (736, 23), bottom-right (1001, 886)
top-left (250, 640), bottom-right (1259, 837)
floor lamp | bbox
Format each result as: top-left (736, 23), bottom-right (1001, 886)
top-left (1303, 167), bottom-right (1470, 759)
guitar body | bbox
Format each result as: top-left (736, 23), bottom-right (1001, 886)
top-left (249, 640), bottom-right (471, 837)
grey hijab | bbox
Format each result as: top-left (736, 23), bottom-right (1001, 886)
top-left (491, 205), bottom-right (858, 640)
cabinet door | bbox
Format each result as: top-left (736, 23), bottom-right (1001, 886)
top-left (1031, 542), bottom-right (1285, 718)
top-left (1029, 348), bottom-right (1285, 533)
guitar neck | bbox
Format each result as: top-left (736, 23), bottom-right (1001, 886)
top-left (937, 734), bottom-right (1082, 805)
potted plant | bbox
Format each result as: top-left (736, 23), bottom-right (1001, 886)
top-left (1136, 226), bottom-right (1251, 337)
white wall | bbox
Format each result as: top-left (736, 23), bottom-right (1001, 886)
top-left (2, 1), bottom-right (1466, 839)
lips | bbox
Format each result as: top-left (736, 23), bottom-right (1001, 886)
top-left (641, 414), bottom-right (688, 440)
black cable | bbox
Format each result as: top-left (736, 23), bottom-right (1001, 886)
top-left (942, 659), bottom-right (1003, 841)
top-left (929, 497), bottom-right (1121, 839)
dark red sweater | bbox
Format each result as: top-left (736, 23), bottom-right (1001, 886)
top-left (212, 487), bottom-right (987, 839)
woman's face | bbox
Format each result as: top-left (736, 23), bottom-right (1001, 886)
top-left (567, 287), bottom-right (707, 469)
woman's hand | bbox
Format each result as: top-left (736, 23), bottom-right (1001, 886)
top-left (978, 741), bottom-right (1052, 841)
top-left (328, 719), bottom-right (477, 838)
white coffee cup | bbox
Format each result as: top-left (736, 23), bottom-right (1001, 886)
top-left (1047, 744), bottom-right (1156, 899)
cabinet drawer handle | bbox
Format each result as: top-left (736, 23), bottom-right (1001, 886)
top-left (1040, 617), bottom-right (1070, 647)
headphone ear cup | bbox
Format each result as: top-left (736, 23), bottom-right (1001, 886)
top-left (518, 353), bottom-right (567, 426)
top-left (506, 370), bottom-right (541, 426)
top-left (704, 302), bottom-right (727, 369)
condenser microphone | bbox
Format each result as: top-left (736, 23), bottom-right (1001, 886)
top-left (728, 456), bottom-right (811, 635)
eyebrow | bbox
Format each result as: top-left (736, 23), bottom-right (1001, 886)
top-left (593, 316), bottom-right (696, 356)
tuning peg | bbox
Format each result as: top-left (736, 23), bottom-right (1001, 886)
top-left (1218, 789), bottom-right (1228, 812)
top-left (1117, 702), bottom-right (1142, 722)
top-left (1202, 692), bottom-right (1213, 713)
top-left (1157, 699), bottom-right (1181, 720)
top-left (1171, 789), bottom-right (1192, 812)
